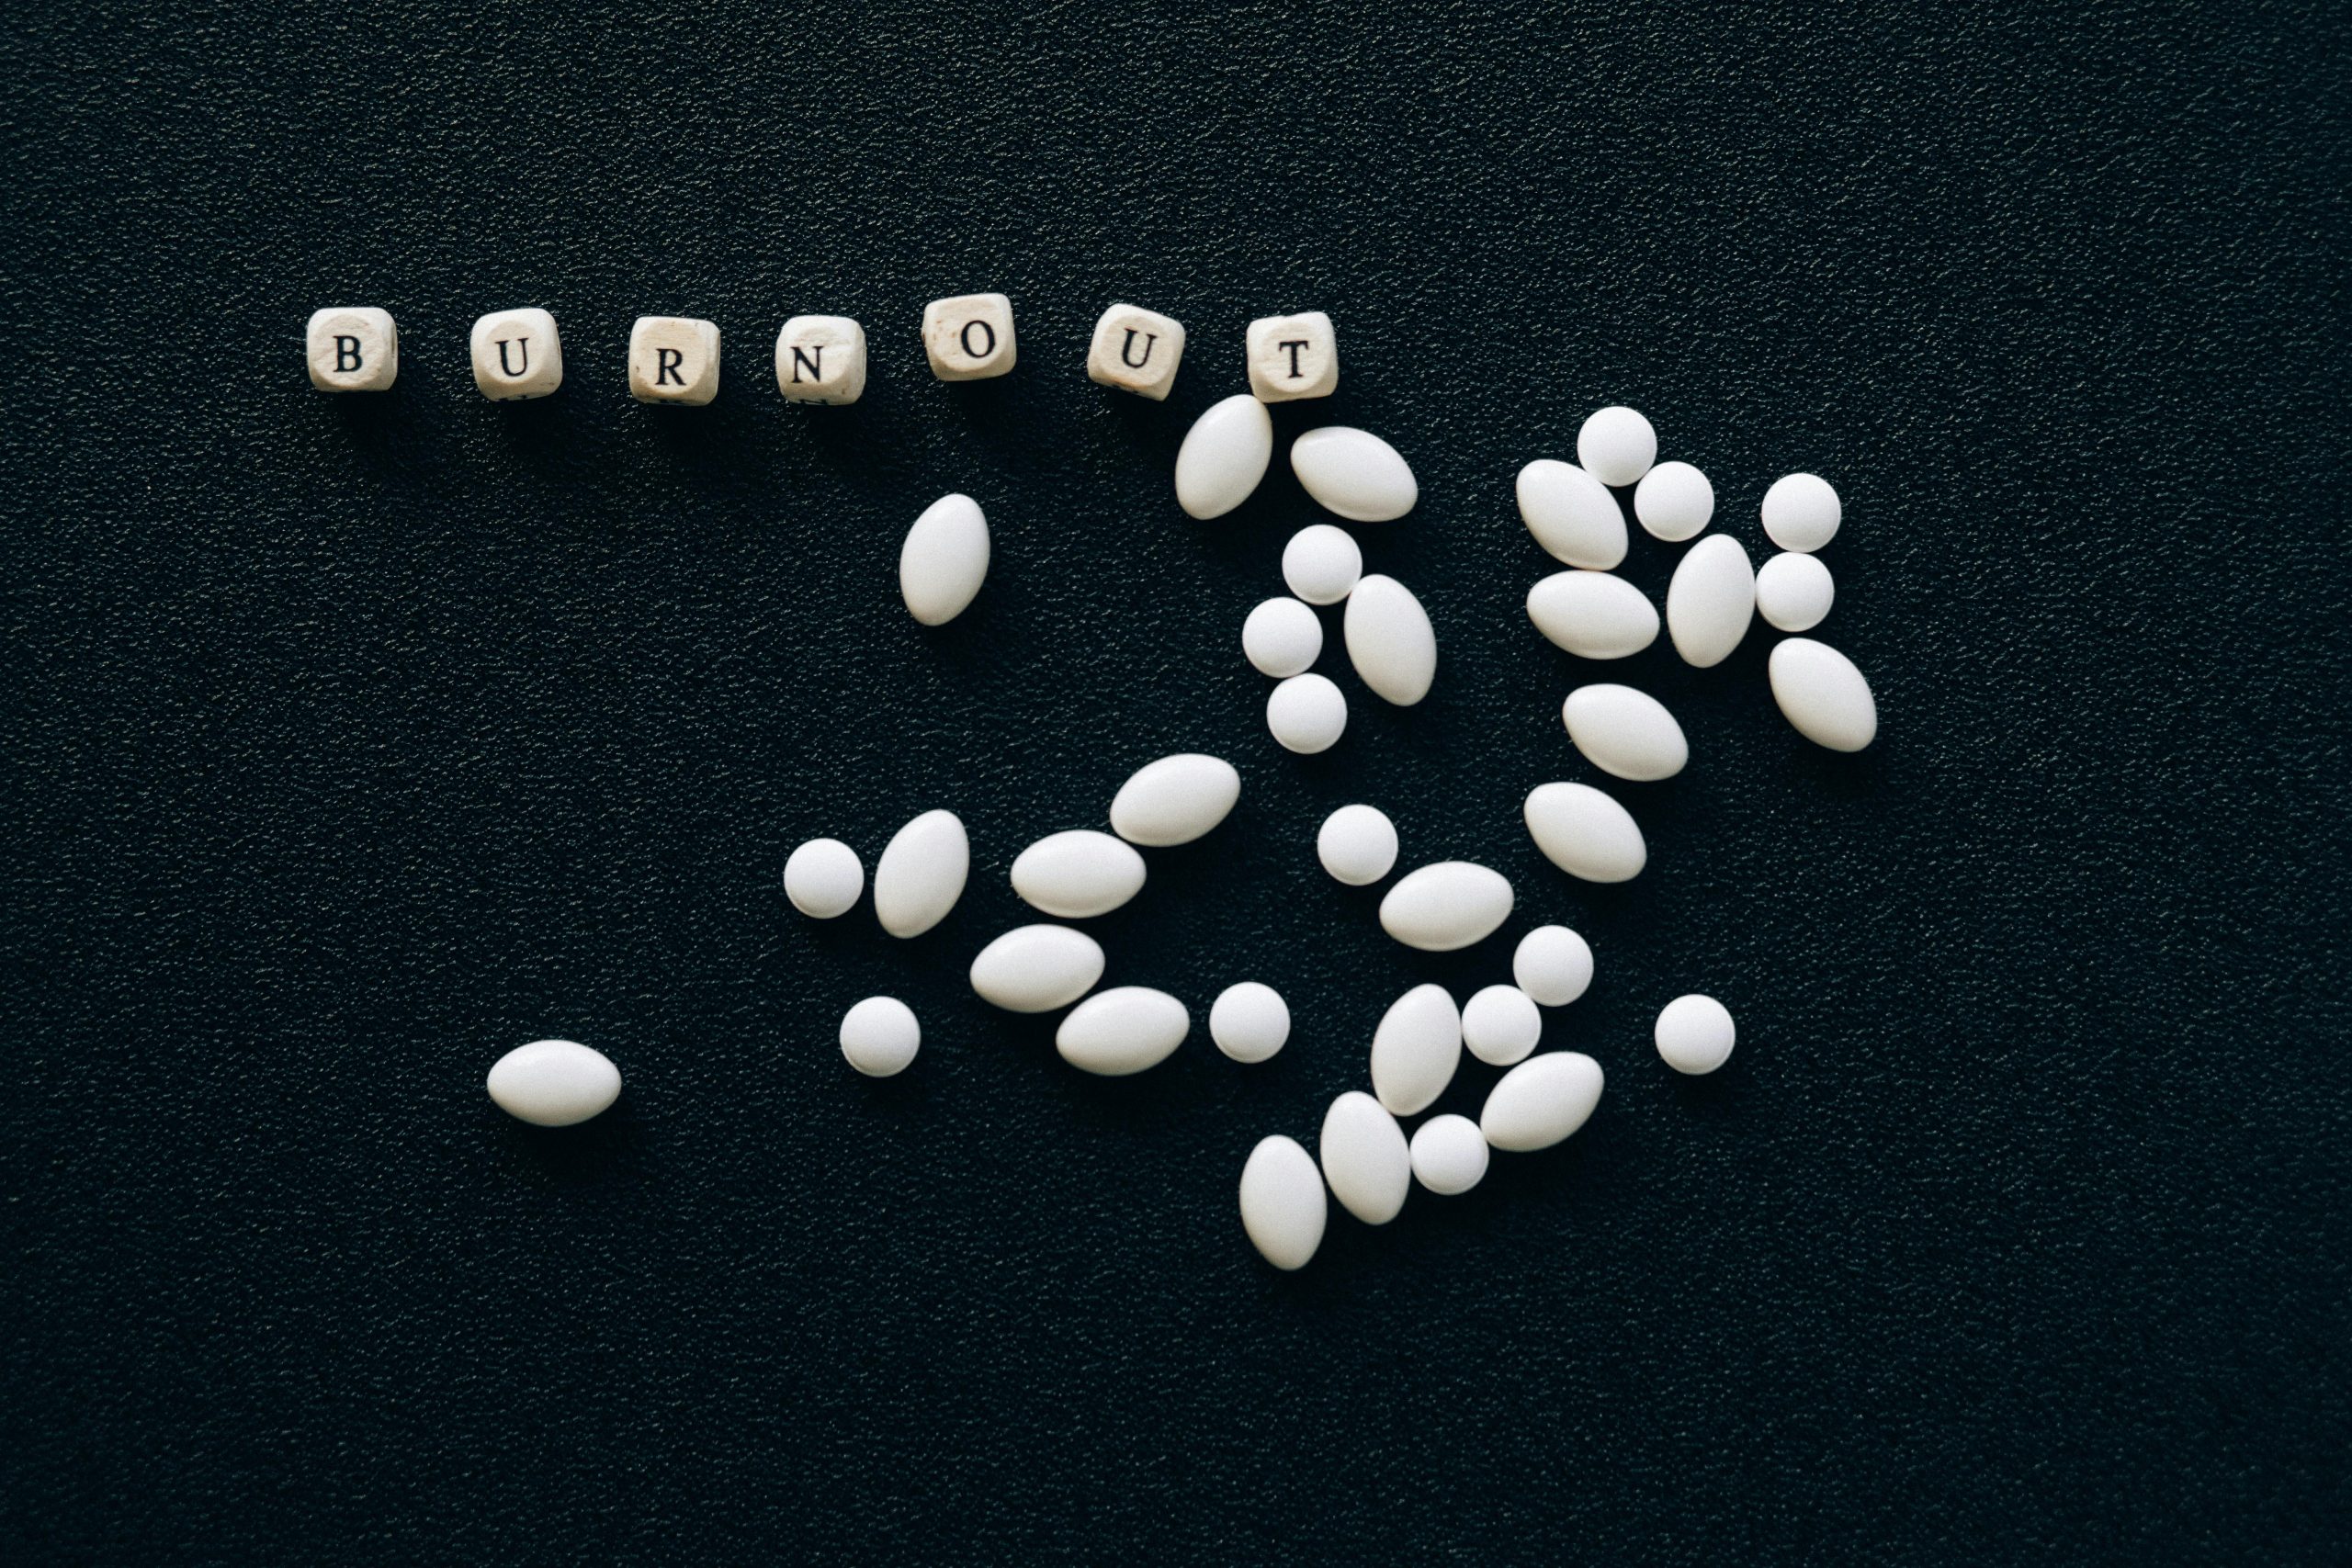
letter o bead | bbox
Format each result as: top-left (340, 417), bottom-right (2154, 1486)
top-left (628, 316), bottom-right (720, 406)
top-left (775, 316), bottom-right (868, 405)
top-left (469, 308), bottom-right (564, 401)
top-left (922, 293), bottom-right (1016, 381)
top-left (1086, 302), bottom-right (1185, 401)
top-left (306, 308), bottom-right (398, 392)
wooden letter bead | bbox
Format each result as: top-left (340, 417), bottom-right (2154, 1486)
top-left (1086, 302), bottom-right (1186, 401)
top-left (922, 293), bottom-right (1016, 381)
top-left (775, 316), bottom-right (868, 405)
top-left (469, 308), bottom-right (564, 401)
top-left (1246, 310), bottom-right (1339, 402)
top-left (628, 316), bottom-right (720, 406)
top-left (306, 308), bottom-right (398, 392)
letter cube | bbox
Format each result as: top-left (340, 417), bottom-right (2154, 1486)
top-left (470, 308), bottom-right (564, 400)
top-left (1246, 310), bottom-right (1339, 402)
top-left (306, 308), bottom-right (399, 392)
top-left (775, 316), bottom-right (867, 405)
top-left (922, 293), bottom-right (1016, 381)
top-left (1086, 302), bottom-right (1185, 401)
top-left (628, 316), bottom-right (720, 406)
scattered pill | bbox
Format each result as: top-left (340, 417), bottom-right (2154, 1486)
top-left (1316, 804), bottom-right (1398, 886)
top-left (1209, 982), bottom-right (1290, 1063)
top-left (1512, 926), bottom-right (1594, 1007)
top-left (1241, 596), bottom-right (1324, 677)
top-left (486, 1039), bottom-right (620, 1127)
top-left (1319, 1091), bottom-right (1411, 1224)
top-left (1378, 862), bottom-right (1513, 953)
top-left (1760, 472), bottom-right (1841, 552)
top-left (1576, 406), bottom-right (1657, 487)
top-left (1480, 1051), bottom-right (1605, 1152)
top-left (968, 924), bottom-right (1105, 1012)
top-left (1756, 551), bottom-right (1836, 633)
top-left (1282, 525), bottom-right (1363, 605)
top-left (1462, 984), bottom-right (1543, 1066)
top-left (839, 997), bottom-right (921, 1077)
top-left (1632, 460), bottom-right (1714, 542)
top-left (1526, 570), bottom-right (1659, 660)
top-left (1245, 310), bottom-right (1339, 401)
top-left (1175, 393), bottom-right (1275, 520)
top-left (1516, 458), bottom-right (1627, 569)
top-left (1665, 532), bottom-right (1756, 668)
top-left (1768, 638), bottom-right (1878, 751)
top-left (1524, 782), bottom-right (1647, 884)
top-left (783, 837), bottom-right (864, 919)
top-left (1009, 829), bottom-right (1147, 919)
top-left (1655, 993), bottom-right (1736, 1075)
top-left (1056, 986), bottom-right (1189, 1076)
top-left (1087, 302), bottom-right (1186, 400)
top-left (1341, 573), bottom-right (1437, 705)
top-left (872, 808), bottom-right (970, 937)
top-left (1291, 426), bottom-right (1418, 522)
top-left (1239, 1134), bottom-right (1327, 1270)
top-left (899, 492), bottom-right (991, 626)
top-left (1369, 983), bottom-right (1463, 1116)
top-left (1108, 753), bottom-right (1241, 847)
top-left (1408, 1114), bottom-right (1490, 1196)
top-left (1562, 683), bottom-right (1690, 782)
top-left (1267, 672), bottom-right (1348, 753)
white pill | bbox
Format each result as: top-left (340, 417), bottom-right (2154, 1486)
top-left (1513, 925), bottom-right (1594, 1007)
top-left (1526, 570), bottom-right (1658, 660)
top-left (1241, 596), bottom-right (1323, 678)
top-left (485, 1039), bottom-right (621, 1127)
top-left (1239, 1134), bottom-right (1327, 1270)
top-left (1209, 982), bottom-right (1290, 1063)
top-left (967, 924), bottom-right (1105, 1012)
top-left (1056, 986), bottom-right (1189, 1077)
top-left (1408, 1114), bottom-right (1489, 1196)
top-left (1316, 804), bottom-right (1398, 886)
top-left (1369, 982), bottom-right (1462, 1117)
top-left (1480, 1051), bottom-right (1605, 1152)
top-left (1378, 861), bottom-right (1513, 953)
top-left (1266, 673), bottom-right (1347, 753)
top-left (1461, 984), bottom-right (1543, 1066)
top-left (1108, 753), bottom-right (1240, 846)
top-left (1319, 1091), bottom-right (1411, 1225)
top-left (1633, 459), bottom-right (1714, 541)
top-left (1655, 993), bottom-right (1736, 1075)
top-left (1768, 638), bottom-right (1878, 751)
top-left (1756, 551), bottom-right (1836, 632)
top-left (1174, 393), bottom-right (1274, 520)
top-left (839, 996), bottom-right (920, 1077)
top-left (899, 492), bottom-right (990, 626)
top-left (1009, 829), bottom-right (1147, 919)
top-left (1524, 782), bottom-right (1646, 884)
top-left (1665, 532), bottom-right (1756, 668)
top-left (1562, 683), bottom-right (1689, 782)
top-left (1282, 525), bottom-right (1363, 605)
top-left (872, 808), bottom-right (970, 937)
top-left (782, 837), bottom-right (863, 919)
top-left (1576, 405), bottom-right (1657, 487)
top-left (1761, 472), bottom-right (1841, 552)
top-left (1515, 458), bottom-right (1626, 569)
top-left (1341, 573), bottom-right (1436, 706)
top-left (1290, 426), bottom-right (1418, 522)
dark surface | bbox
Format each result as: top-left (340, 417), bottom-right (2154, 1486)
top-left (4, 3), bottom-right (2347, 1562)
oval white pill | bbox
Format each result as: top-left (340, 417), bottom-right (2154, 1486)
top-left (1633, 459), bottom-right (1714, 541)
top-left (1756, 551), bottom-right (1836, 633)
top-left (1378, 861), bottom-right (1513, 953)
top-left (872, 808), bottom-right (970, 937)
top-left (1562, 683), bottom-right (1689, 782)
top-left (1174, 393), bottom-right (1274, 521)
top-left (1282, 525), bottom-right (1363, 606)
top-left (1516, 458), bottom-right (1626, 569)
top-left (1209, 982), bottom-right (1289, 1063)
top-left (1241, 596), bottom-right (1323, 678)
top-left (1266, 672), bottom-right (1348, 754)
top-left (899, 492), bottom-right (990, 626)
top-left (1768, 638), bottom-right (1878, 751)
top-left (1342, 573), bottom-right (1436, 706)
top-left (1239, 1134), bottom-right (1327, 1270)
top-left (1319, 1091), bottom-right (1411, 1225)
top-left (1109, 753), bottom-right (1240, 846)
top-left (1009, 829), bottom-right (1147, 919)
top-left (1523, 782), bottom-right (1646, 884)
top-left (967, 924), bottom-right (1105, 1012)
top-left (1513, 925), bottom-right (1594, 1007)
top-left (1526, 570), bottom-right (1658, 660)
top-left (1761, 472), bottom-right (1841, 552)
top-left (1056, 986), bottom-right (1189, 1076)
top-left (1408, 1114), bottom-right (1489, 1196)
top-left (1316, 803), bottom-right (1398, 886)
top-left (1577, 406), bottom-right (1657, 487)
top-left (783, 837), bottom-right (864, 919)
top-left (1462, 984), bottom-right (1543, 1066)
top-left (1369, 982), bottom-right (1462, 1117)
top-left (1656, 993), bottom-right (1736, 1075)
top-left (839, 996), bottom-right (920, 1077)
top-left (486, 1039), bottom-right (621, 1127)
top-left (1291, 426), bottom-right (1418, 522)
top-left (1665, 532), bottom-right (1756, 668)
top-left (1480, 1051), bottom-right (1605, 1152)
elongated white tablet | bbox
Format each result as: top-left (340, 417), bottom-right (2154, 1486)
top-left (1513, 925), bottom-right (1593, 1007)
top-left (1768, 638), bottom-right (1877, 751)
top-left (1209, 982), bottom-right (1289, 1063)
top-left (1633, 460), bottom-right (1713, 541)
top-left (1010, 829), bottom-right (1147, 919)
top-left (967, 924), bottom-right (1105, 1012)
top-left (1480, 1051), bottom-right (1604, 1152)
top-left (1408, 1114), bottom-right (1489, 1196)
top-left (1526, 570), bottom-right (1658, 660)
top-left (1316, 804), bottom-right (1398, 886)
top-left (1378, 862), bottom-right (1513, 952)
top-left (1240, 1134), bottom-right (1326, 1269)
top-left (1291, 426), bottom-right (1418, 521)
top-left (1109, 754), bottom-right (1240, 846)
top-left (1057, 986), bottom-right (1188, 1076)
top-left (1665, 533), bottom-right (1756, 668)
top-left (1655, 993), bottom-right (1736, 1075)
top-left (1523, 783), bottom-right (1646, 883)
top-left (1267, 672), bottom-right (1348, 753)
top-left (783, 838), bottom-right (863, 919)
top-left (1761, 472), bottom-right (1841, 552)
top-left (1369, 983), bottom-right (1462, 1117)
top-left (1562, 684), bottom-right (1689, 782)
top-left (1175, 393), bottom-right (1274, 520)
top-left (1577, 406), bottom-right (1657, 487)
top-left (872, 809), bottom-right (969, 937)
top-left (1242, 596), bottom-right (1323, 677)
top-left (899, 493), bottom-right (990, 626)
top-left (1462, 984), bottom-right (1543, 1066)
top-left (1516, 458), bottom-right (1626, 569)
top-left (1756, 550), bottom-right (1835, 632)
top-left (1320, 1091), bottom-right (1410, 1225)
top-left (839, 997), bottom-right (920, 1077)
top-left (486, 1039), bottom-right (621, 1127)
top-left (1342, 574), bottom-right (1436, 705)
top-left (1282, 525), bottom-right (1363, 605)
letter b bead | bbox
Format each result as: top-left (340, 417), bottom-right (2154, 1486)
top-left (470, 308), bottom-right (564, 400)
top-left (628, 316), bottom-right (720, 405)
top-left (1086, 302), bottom-right (1186, 401)
top-left (306, 308), bottom-right (398, 392)
top-left (1246, 310), bottom-right (1338, 402)
top-left (922, 293), bottom-right (1016, 381)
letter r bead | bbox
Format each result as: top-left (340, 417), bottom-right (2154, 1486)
top-left (628, 316), bottom-right (721, 405)
top-left (1085, 302), bottom-right (1186, 401)
top-left (1245, 310), bottom-right (1338, 402)
top-left (306, 308), bottom-right (398, 392)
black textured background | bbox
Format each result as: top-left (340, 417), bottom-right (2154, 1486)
top-left (5, 3), bottom-right (2347, 1562)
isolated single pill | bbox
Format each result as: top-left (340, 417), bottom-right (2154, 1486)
top-left (486, 1039), bottom-right (621, 1127)
top-left (1239, 1134), bottom-right (1327, 1269)
top-left (1576, 406), bottom-right (1657, 487)
top-left (1767, 638), bottom-right (1878, 752)
top-left (783, 838), bottom-right (864, 919)
top-left (1512, 926), bottom-right (1593, 1007)
top-left (839, 997), bottom-right (921, 1077)
top-left (1209, 982), bottom-right (1290, 1063)
top-left (1267, 672), bottom-right (1348, 753)
top-left (1655, 993), bottom-right (1736, 1075)
top-left (1316, 804), bottom-right (1398, 886)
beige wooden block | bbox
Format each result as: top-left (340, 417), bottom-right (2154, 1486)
top-left (628, 316), bottom-right (720, 406)
top-left (470, 308), bottom-right (563, 400)
top-left (306, 308), bottom-right (398, 392)
top-left (1086, 302), bottom-right (1185, 400)
top-left (775, 316), bottom-right (867, 405)
top-left (1246, 310), bottom-right (1339, 402)
top-left (922, 293), bottom-right (1016, 381)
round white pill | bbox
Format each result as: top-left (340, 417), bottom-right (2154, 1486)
top-left (1760, 472), bottom-right (1841, 552)
top-left (783, 837), bottom-right (865, 919)
top-left (486, 1039), bottom-right (621, 1127)
top-left (839, 996), bottom-right (921, 1077)
top-left (1241, 596), bottom-right (1323, 678)
top-left (1576, 405), bottom-right (1657, 487)
top-left (1756, 551), bottom-right (1836, 632)
top-left (1632, 459), bottom-right (1714, 541)
top-left (1267, 672), bottom-right (1347, 754)
top-left (1462, 984), bottom-right (1543, 1066)
top-left (1513, 925), bottom-right (1593, 1007)
top-left (1655, 993), bottom-right (1736, 1075)
top-left (1209, 981), bottom-right (1290, 1063)
top-left (1408, 1114), bottom-right (1490, 1196)
top-left (1282, 525), bottom-right (1363, 606)
top-left (1316, 804), bottom-right (1398, 886)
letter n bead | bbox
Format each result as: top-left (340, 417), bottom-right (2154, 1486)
top-left (1246, 310), bottom-right (1338, 402)
top-left (775, 316), bottom-right (868, 405)
top-left (922, 293), bottom-right (1016, 381)
top-left (306, 308), bottom-right (398, 392)
top-left (470, 308), bottom-right (564, 400)
top-left (628, 316), bottom-right (721, 406)
top-left (1086, 302), bottom-right (1186, 401)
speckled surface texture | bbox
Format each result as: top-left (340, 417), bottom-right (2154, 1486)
top-left (5, 3), bottom-right (2346, 1562)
